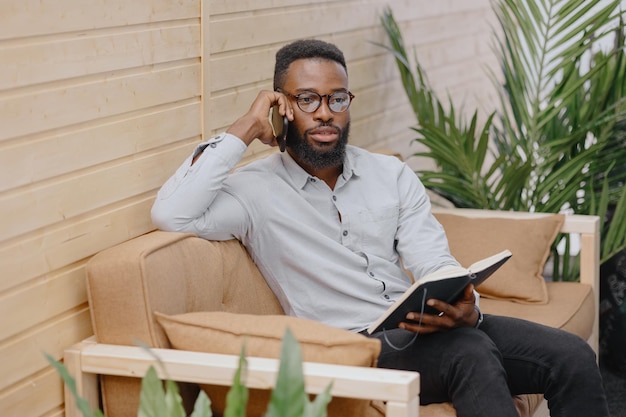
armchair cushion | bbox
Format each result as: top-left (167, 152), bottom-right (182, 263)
top-left (434, 213), bottom-right (565, 304)
top-left (155, 311), bottom-right (383, 417)
top-left (154, 311), bottom-right (381, 366)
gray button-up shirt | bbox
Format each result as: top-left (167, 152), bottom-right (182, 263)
top-left (152, 133), bottom-right (459, 332)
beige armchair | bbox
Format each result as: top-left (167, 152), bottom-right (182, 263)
top-left (64, 208), bottom-right (600, 417)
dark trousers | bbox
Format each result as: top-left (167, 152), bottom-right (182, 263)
top-left (366, 315), bottom-right (610, 417)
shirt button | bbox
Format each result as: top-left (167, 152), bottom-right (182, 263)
top-left (342, 230), bottom-right (348, 236)
top-left (369, 272), bottom-right (375, 277)
top-left (384, 294), bottom-right (390, 299)
top-left (310, 178), bottom-right (316, 183)
top-left (332, 195), bottom-right (337, 201)
top-left (209, 143), bottom-right (217, 148)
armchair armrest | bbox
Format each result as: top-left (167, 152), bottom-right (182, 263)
top-left (64, 338), bottom-right (420, 417)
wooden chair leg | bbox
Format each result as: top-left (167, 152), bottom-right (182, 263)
top-left (63, 341), bottom-right (100, 417)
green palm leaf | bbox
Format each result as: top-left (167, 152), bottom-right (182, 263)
top-left (381, 2), bottom-right (626, 280)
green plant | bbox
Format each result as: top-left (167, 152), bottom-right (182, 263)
top-left (379, 10), bottom-right (500, 210)
top-left (47, 328), bottom-right (332, 417)
top-left (380, 2), bottom-right (626, 280)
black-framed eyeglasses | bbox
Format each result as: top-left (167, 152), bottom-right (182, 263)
top-left (277, 89), bottom-right (355, 113)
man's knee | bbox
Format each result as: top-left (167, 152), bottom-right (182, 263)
top-left (441, 328), bottom-right (504, 369)
top-left (551, 331), bottom-right (597, 370)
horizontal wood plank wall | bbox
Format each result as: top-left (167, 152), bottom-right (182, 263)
top-left (0, 0), bottom-right (497, 415)
top-left (0, 0), bottom-right (203, 415)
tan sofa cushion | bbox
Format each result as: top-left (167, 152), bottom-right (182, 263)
top-left (155, 311), bottom-right (381, 366)
top-left (481, 281), bottom-right (594, 341)
top-left (155, 311), bottom-right (382, 417)
top-left (434, 213), bottom-right (565, 304)
top-left (87, 232), bottom-right (284, 349)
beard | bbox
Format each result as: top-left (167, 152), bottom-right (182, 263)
top-left (286, 121), bottom-right (350, 169)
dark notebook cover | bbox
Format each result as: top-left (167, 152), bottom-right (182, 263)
top-left (367, 250), bottom-right (512, 334)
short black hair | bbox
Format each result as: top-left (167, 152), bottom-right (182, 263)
top-left (273, 39), bottom-right (347, 90)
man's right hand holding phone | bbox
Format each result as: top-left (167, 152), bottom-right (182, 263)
top-left (226, 90), bottom-right (293, 148)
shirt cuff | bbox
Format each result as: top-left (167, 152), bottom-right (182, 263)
top-left (193, 132), bottom-right (247, 160)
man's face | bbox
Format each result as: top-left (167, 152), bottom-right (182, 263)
top-left (281, 58), bottom-right (351, 170)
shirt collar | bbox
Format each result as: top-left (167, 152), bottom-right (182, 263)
top-left (280, 145), bottom-right (361, 189)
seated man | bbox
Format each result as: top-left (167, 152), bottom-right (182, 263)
top-left (151, 39), bottom-right (609, 417)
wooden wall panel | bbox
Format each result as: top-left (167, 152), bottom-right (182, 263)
top-left (0, 102), bottom-right (201, 193)
top-left (1, 144), bottom-right (193, 242)
top-left (0, 24), bottom-right (200, 91)
top-left (0, 1), bottom-right (203, 415)
top-left (209, 5), bottom-right (380, 53)
top-left (0, 0), bottom-right (499, 415)
top-left (0, 370), bottom-right (64, 417)
top-left (0, 0), bottom-right (199, 40)
top-left (0, 196), bottom-right (157, 293)
top-left (209, 0), bottom-right (335, 15)
top-left (0, 267), bottom-right (87, 342)
top-left (0, 63), bottom-right (200, 142)
top-left (0, 309), bottom-right (93, 393)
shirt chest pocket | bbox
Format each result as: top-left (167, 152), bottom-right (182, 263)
top-left (357, 206), bottom-right (399, 257)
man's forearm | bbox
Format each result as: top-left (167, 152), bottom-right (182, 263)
top-left (151, 134), bottom-right (247, 232)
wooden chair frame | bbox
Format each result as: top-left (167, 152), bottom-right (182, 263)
top-left (64, 337), bottom-right (420, 417)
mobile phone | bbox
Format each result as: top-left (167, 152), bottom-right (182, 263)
top-left (269, 105), bottom-right (288, 152)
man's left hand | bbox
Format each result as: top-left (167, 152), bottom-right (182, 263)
top-left (398, 284), bottom-right (480, 334)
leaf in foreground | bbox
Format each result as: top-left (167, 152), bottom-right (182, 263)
top-left (45, 353), bottom-right (105, 417)
top-left (138, 366), bottom-right (168, 417)
top-left (224, 346), bottom-right (249, 417)
top-left (264, 328), bottom-right (332, 417)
